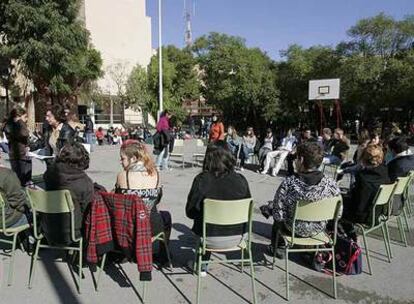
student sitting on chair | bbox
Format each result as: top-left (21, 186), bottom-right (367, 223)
top-left (342, 144), bottom-right (390, 224)
top-left (322, 128), bottom-right (350, 166)
top-left (262, 142), bottom-right (340, 258)
top-left (186, 142), bottom-right (251, 276)
top-left (0, 153), bottom-right (29, 228)
top-left (260, 129), bottom-right (297, 177)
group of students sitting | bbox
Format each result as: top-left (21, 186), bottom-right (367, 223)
top-left (0, 123), bottom-right (413, 278)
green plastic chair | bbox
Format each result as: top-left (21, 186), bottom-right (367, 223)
top-left (0, 193), bottom-right (30, 286)
top-left (354, 183), bottom-right (396, 275)
top-left (277, 196), bottom-right (343, 300)
top-left (26, 189), bottom-right (83, 293)
top-left (388, 176), bottom-right (411, 250)
top-left (403, 171), bottom-right (414, 217)
top-left (195, 198), bottom-right (257, 304)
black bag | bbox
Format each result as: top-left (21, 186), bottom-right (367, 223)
top-left (332, 233), bottom-right (362, 275)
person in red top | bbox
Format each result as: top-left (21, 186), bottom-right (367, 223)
top-left (208, 114), bottom-right (225, 143)
top-left (155, 110), bottom-right (172, 170)
top-left (95, 127), bottom-right (105, 145)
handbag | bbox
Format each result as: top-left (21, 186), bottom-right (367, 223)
top-left (327, 232), bottom-right (363, 275)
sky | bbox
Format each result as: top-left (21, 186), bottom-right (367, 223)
top-left (146, 0), bottom-right (414, 60)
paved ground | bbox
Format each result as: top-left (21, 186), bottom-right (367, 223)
top-left (1, 141), bottom-right (414, 304)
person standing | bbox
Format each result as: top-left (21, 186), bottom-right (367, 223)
top-left (84, 115), bottom-right (94, 151)
top-left (208, 115), bottom-right (224, 143)
top-left (44, 104), bottom-right (76, 156)
top-left (242, 127), bottom-right (257, 164)
top-left (155, 110), bottom-right (172, 171)
top-left (4, 108), bottom-right (32, 186)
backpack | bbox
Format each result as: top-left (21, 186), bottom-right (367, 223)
top-left (313, 228), bottom-right (362, 275)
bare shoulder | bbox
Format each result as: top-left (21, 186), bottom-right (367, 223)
top-left (116, 171), bottom-right (127, 187)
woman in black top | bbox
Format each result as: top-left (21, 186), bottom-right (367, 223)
top-left (343, 144), bottom-right (391, 224)
top-left (186, 141), bottom-right (251, 274)
top-left (4, 107), bottom-right (32, 186)
top-left (43, 142), bottom-right (94, 243)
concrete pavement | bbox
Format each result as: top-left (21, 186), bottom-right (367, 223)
top-left (0, 142), bottom-right (413, 304)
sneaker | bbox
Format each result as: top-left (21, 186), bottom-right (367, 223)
top-left (271, 171), bottom-right (277, 177)
top-left (200, 264), bottom-right (208, 277)
top-left (240, 167), bottom-right (244, 171)
top-left (260, 170), bottom-right (267, 175)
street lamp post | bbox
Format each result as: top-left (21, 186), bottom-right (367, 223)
top-left (158, 0), bottom-right (163, 120)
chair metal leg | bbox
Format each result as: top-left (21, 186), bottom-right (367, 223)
top-left (331, 247), bottom-right (337, 299)
top-left (403, 208), bottom-right (410, 233)
top-left (28, 240), bottom-right (41, 289)
top-left (285, 248), bottom-right (289, 301)
top-left (196, 250), bottom-right (202, 304)
top-left (384, 223), bottom-right (393, 258)
top-left (142, 281), bottom-right (147, 303)
top-left (78, 239), bottom-right (83, 294)
top-left (397, 217), bottom-right (408, 247)
top-left (96, 253), bottom-right (107, 291)
top-left (162, 235), bottom-right (173, 271)
top-left (381, 224), bottom-right (391, 263)
top-left (7, 233), bottom-right (18, 286)
top-left (249, 249), bottom-right (257, 304)
top-left (361, 233), bottom-right (372, 275)
top-left (240, 249), bottom-right (244, 273)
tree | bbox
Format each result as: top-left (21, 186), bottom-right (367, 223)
top-left (147, 45), bottom-right (200, 121)
top-left (125, 64), bottom-right (151, 111)
top-left (193, 32), bottom-right (279, 131)
top-left (2, 0), bottom-right (103, 109)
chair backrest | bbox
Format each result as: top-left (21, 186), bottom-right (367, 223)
top-left (172, 139), bottom-right (184, 153)
top-left (202, 198), bottom-right (253, 251)
top-left (291, 196), bottom-right (342, 244)
top-left (369, 182), bottom-right (396, 226)
top-left (394, 176), bottom-right (410, 196)
top-left (26, 189), bottom-right (79, 242)
top-left (294, 196), bottom-right (342, 222)
top-left (27, 189), bottom-right (74, 213)
top-left (196, 139), bottom-right (205, 148)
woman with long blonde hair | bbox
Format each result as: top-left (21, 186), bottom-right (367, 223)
top-left (115, 140), bottom-right (172, 263)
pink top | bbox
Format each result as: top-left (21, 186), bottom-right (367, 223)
top-left (156, 116), bottom-right (170, 132)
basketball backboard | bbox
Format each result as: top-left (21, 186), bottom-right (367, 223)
top-left (309, 78), bottom-right (340, 100)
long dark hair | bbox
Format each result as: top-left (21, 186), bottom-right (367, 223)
top-left (202, 141), bottom-right (235, 177)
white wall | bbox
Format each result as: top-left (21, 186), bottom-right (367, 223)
top-left (84, 0), bottom-right (152, 93)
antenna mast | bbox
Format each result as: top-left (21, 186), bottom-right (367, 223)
top-left (184, 0), bottom-right (193, 47)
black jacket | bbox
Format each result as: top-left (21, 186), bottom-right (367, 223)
top-left (344, 165), bottom-right (390, 224)
top-left (186, 171), bottom-right (251, 237)
top-left (153, 130), bottom-right (170, 154)
top-left (4, 120), bottom-right (29, 160)
top-left (84, 118), bottom-right (94, 133)
top-left (387, 154), bottom-right (414, 182)
top-left (43, 162), bottom-right (94, 244)
top-left (45, 122), bottom-right (76, 156)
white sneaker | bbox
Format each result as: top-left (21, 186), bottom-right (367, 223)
top-left (271, 171), bottom-right (277, 177)
top-left (260, 170), bottom-right (267, 175)
top-left (240, 167), bottom-right (244, 171)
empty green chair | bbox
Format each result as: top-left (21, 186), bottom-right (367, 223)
top-left (195, 198), bottom-right (257, 304)
top-left (277, 196), bottom-right (343, 300)
top-left (0, 193), bottom-right (30, 286)
top-left (354, 183), bottom-right (396, 275)
top-left (26, 189), bottom-right (83, 293)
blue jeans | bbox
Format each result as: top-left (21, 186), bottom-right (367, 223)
top-left (0, 142), bottom-right (9, 153)
top-left (85, 132), bottom-right (94, 152)
top-left (8, 213), bottom-right (29, 228)
top-left (156, 146), bottom-right (169, 170)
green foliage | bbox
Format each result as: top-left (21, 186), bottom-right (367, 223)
top-left (146, 45), bottom-right (200, 121)
top-left (193, 32), bottom-right (279, 130)
top-left (125, 64), bottom-right (151, 111)
top-left (2, 0), bottom-right (102, 104)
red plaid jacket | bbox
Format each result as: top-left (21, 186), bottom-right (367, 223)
top-left (84, 192), bottom-right (152, 281)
